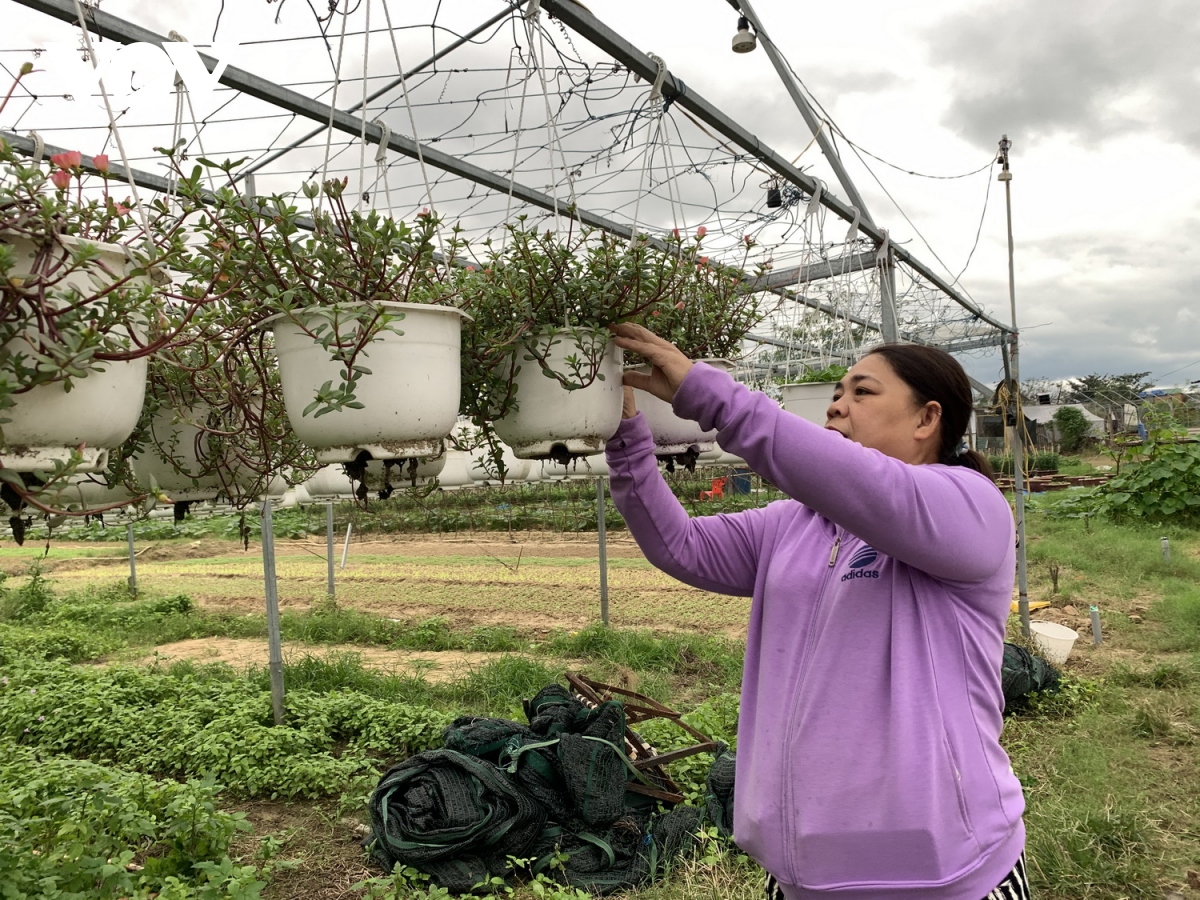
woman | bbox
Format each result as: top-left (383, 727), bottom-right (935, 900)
top-left (604, 324), bottom-right (1028, 900)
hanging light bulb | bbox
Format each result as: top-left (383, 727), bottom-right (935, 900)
top-left (732, 16), bottom-right (757, 53)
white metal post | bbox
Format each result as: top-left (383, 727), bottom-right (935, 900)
top-left (999, 135), bottom-right (1030, 639)
top-left (597, 478), bottom-right (609, 626)
top-left (260, 501), bottom-right (286, 725)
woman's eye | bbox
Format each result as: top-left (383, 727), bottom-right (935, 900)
top-left (855, 388), bottom-right (870, 395)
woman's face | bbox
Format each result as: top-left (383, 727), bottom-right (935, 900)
top-left (823, 353), bottom-right (943, 465)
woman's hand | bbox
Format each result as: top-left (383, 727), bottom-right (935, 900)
top-left (610, 323), bottom-right (694, 404)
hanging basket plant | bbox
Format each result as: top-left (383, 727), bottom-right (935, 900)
top-left (631, 229), bottom-right (771, 467)
top-left (0, 136), bottom-right (204, 540)
top-left (120, 328), bottom-right (320, 520)
top-left (459, 220), bottom-right (689, 464)
top-left (174, 161), bottom-right (469, 465)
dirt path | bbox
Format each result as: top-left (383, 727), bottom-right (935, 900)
top-left (111, 637), bottom-right (578, 682)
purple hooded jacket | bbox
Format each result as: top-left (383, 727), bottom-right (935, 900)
top-left (605, 364), bottom-right (1025, 900)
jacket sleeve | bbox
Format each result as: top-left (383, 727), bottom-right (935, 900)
top-left (605, 413), bottom-right (770, 597)
top-left (673, 363), bottom-right (1013, 584)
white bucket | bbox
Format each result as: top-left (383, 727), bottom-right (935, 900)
top-left (1030, 621), bottom-right (1079, 665)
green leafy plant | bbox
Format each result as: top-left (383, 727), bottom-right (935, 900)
top-left (172, 158), bottom-right (466, 420)
top-left (792, 363), bottom-right (849, 384)
top-left (636, 228), bottom-right (770, 359)
top-left (1092, 403), bottom-right (1200, 526)
top-left (0, 134), bottom-right (204, 528)
top-left (0, 746), bottom-right (264, 899)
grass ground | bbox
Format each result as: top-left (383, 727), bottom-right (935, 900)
top-left (1, 510), bottom-right (1199, 899)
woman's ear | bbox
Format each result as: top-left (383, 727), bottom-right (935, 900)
top-left (915, 401), bottom-right (942, 441)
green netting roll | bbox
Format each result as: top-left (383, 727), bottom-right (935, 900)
top-left (369, 748), bottom-right (545, 893)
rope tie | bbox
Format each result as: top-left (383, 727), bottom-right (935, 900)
top-left (647, 53), bottom-right (667, 106)
top-left (524, 0), bottom-right (541, 20)
top-left (845, 206), bottom-right (860, 243)
top-left (26, 131), bottom-right (44, 166)
top-left (804, 179), bottom-right (825, 220)
top-left (373, 121), bottom-right (391, 165)
top-left (875, 228), bottom-right (891, 266)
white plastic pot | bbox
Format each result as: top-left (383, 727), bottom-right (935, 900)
top-left (780, 381), bottom-right (836, 427)
top-left (303, 464), bottom-right (357, 500)
top-left (268, 302), bottom-right (468, 464)
top-left (1, 235), bottom-right (149, 472)
top-left (130, 409), bottom-right (222, 502)
top-left (469, 445), bottom-right (531, 485)
top-left (433, 449), bottom-right (474, 490)
top-left (61, 475), bottom-right (137, 511)
top-left (632, 359), bottom-right (732, 456)
top-left (492, 330), bottom-right (623, 460)
top-left (698, 444), bottom-right (747, 467)
top-left (1030, 621), bottom-right (1079, 665)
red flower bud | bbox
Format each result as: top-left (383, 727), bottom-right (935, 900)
top-left (696, 226), bottom-right (707, 239)
top-left (93, 154), bottom-right (110, 173)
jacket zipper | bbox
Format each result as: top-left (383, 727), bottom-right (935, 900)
top-left (780, 525), bottom-right (842, 879)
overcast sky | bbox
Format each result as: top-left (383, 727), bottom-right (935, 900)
top-left (3, 0), bottom-right (1197, 388)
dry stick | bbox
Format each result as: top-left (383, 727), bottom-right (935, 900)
top-left (340, 522), bottom-right (352, 569)
top-left (126, 522), bottom-right (137, 596)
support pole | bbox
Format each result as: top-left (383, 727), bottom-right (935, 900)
top-left (731, 0), bottom-right (876, 226)
top-left (126, 522), bottom-right (137, 597)
top-left (597, 478), bottom-right (610, 627)
top-left (326, 502), bottom-right (336, 600)
top-left (879, 247), bottom-right (900, 343)
top-left (260, 501), bottom-right (286, 726)
top-left (340, 522), bottom-right (353, 569)
top-left (998, 136), bottom-right (1030, 639)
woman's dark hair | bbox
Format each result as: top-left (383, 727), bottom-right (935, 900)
top-left (867, 343), bottom-right (995, 480)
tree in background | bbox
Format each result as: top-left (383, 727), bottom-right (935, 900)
top-left (1051, 405), bottom-right (1092, 453)
top-left (1063, 372), bottom-right (1153, 433)
top-left (1063, 372), bottom-right (1153, 405)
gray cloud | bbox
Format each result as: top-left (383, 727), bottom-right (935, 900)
top-left (961, 232), bottom-right (1200, 382)
top-left (928, 0), bottom-right (1200, 152)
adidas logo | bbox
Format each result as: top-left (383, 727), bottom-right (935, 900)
top-left (841, 545), bottom-right (882, 582)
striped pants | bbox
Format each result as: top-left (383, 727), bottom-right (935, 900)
top-left (765, 853), bottom-right (1031, 900)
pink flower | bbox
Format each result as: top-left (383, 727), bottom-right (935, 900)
top-left (50, 169), bottom-right (72, 190)
top-left (465, 265), bottom-right (476, 272)
top-left (50, 150), bottom-right (82, 170)
top-left (672, 228), bottom-right (680, 240)
top-left (93, 154), bottom-right (110, 173)
top-left (418, 207), bottom-right (430, 217)
top-left (743, 234), bottom-right (753, 246)
top-left (113, 199), bottom-right (131, 215)
top-left (698, 256), bottom-right (709, 266)
top-left (695, 226), bottom-right (707, 239)
top-left (674, 301), bottom-right (685, 310)
top-left (651, 310), bottom-right (660, 317)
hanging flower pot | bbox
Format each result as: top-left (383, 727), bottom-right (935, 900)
top-left (129, 408), bottom-right (223, 502)
top-left (492, 329), bottom-right (624, 460)
top-left (469, 444), bottom-right (531, 485)
top-left (1, 234), bottom-right (149, 473)
top-left (268, 302), bottom-right (468, 464)
top-left (631, 359), bottom-right (734, 457)
top-left (781, 381), bottom-right (836, 426)
top-left (434, 449), bottom-right (475, 491)
top-left (303, 464), bottom-right (357, 500)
